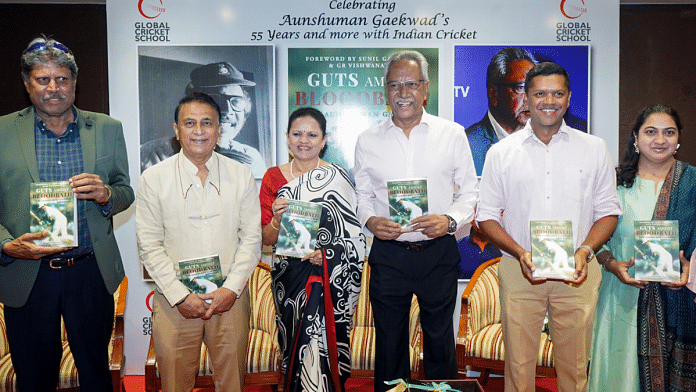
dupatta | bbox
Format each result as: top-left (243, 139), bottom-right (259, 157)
top-left (637, 160), bottom-right (688, 392)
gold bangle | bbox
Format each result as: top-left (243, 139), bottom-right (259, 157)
top-left (270, 218), bottom-right (280, 231)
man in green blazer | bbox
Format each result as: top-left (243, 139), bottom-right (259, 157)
top-left (0, 37), bottom-right (133, 391)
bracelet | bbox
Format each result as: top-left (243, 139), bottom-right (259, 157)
top-left (601, 257), bottom-right (615, 270)
top-left (270, 218), bottom-right (280, 231)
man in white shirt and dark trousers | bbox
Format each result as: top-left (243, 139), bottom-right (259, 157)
top-left (477, 62), bottom-right (621, 392)
top-left (354, 50), bottom-right (478, 392)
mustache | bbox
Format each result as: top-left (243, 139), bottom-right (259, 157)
top-left (42, 93), bottom-right (67, 101)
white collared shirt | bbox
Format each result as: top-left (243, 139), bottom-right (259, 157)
top-left (136, 152), bottom-right (261, 306)
top-left (354, 111), bottom-right (478, 242)
top-left (476, 121), bottom-right (621, 256)
top-left (487, 110), bottom-right (512, 141)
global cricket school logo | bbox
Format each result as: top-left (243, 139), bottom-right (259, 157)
top-left (139, 0), bottom-right (165, 19)
top-left (560, 0), bottom-right (587, 19)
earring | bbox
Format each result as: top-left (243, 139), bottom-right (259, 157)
top-left (634, 143), bottom-right (640, 154)
top-left (674, 143), bottom-right (680, 155)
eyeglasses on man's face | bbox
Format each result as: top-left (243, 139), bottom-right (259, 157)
top-left (386, 79), bottom-right (425, 91)
top-left (208, 93), bottom-right (246, 113)
top-left (497, 82), bottom-right (526, 95)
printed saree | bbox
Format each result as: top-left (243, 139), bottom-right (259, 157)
top-left (271, 164), bottom-right (365, 392)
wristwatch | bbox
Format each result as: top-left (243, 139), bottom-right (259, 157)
top-left (577, 245), bottom-right (595, 262)
top-left (445, 215), bottom-right (457, 234)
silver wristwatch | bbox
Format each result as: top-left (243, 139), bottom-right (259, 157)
top-left (445, 215), bottom-right (457, 234)
top-left (577, 245), bottom-right (595, 262)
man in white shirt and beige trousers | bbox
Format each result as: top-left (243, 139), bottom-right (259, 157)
top-left (137, 93), bottom-right (261, 392)
top-left (477, 62), bottom-right (621, 392)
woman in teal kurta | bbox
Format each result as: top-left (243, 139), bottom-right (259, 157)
top-left (589, 104), bottom-right (696, 392)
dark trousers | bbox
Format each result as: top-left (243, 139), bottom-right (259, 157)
top-left (4, 254), bottom-right (114, 392)
top-left (369, 236), bottom-right (459, 392)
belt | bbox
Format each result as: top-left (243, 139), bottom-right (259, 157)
top-left (40, 251), bottom-right (95, 269)
top-left (389, 239), bottom-right (438, 252)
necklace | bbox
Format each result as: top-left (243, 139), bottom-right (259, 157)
top-left (290, 158), bottom-right (320, 180)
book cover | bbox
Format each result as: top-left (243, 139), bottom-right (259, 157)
top-left (634, 220), bottom-right (680, 282)
top-left (387, 178), bottom-right (428, 231)
top-left (276, 200), bottom-right (323, 258)
top-left (30, 181), bottom-right (77, 247)
top-left (530, 220), bottom-right (574, 279)
top-left (288, 47), bottom-right (439, 176)
top-left (179, 255), bottom-right (224, 296)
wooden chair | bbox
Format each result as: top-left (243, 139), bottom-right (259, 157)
top-left (456, 258), bottom-right (556, 385)
top-left (349, 263), bottom-right (424, 380)
top-left (0, 276), bottom-right (128, 392)
top-left (144, 263), bottom-right (282, 391)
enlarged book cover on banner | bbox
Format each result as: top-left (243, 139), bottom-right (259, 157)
top-left (30, 181), bottom-right (77, 247)
top-left (530, 220), bottom-right (574, 279)
top-left (288, 48), bottom-right (439, 176)
top-left (387, 178), bottom-right (428, 232)
top-left (276, 200), bottom-right (322, 258)
top-left (634, 220), bottom-right (680, 282)
top-left (179, 255), bottom-right (224, 296)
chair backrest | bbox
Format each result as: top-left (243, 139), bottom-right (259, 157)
top-left (464, 259), bottom-right (501, 340)
top-left (249, 264), bottom-right (276, 334)
top-left (352, 263), bottom-right (373, 329)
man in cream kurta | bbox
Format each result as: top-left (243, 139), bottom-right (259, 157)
top-left (136, 93), bottom-right (261, 392)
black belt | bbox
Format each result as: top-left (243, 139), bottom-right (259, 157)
top-left (41, 251), bottom-right (94, 269)
top-left (388, 239), bottom-right (438, 252)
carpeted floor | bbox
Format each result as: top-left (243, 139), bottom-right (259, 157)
top-left (123, 375), bottom-right (557, 391)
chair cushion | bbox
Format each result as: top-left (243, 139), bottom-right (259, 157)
top-left (464, 323), bottom-right (554, 368)
top-left (246, 330), bottom-right (281, 374)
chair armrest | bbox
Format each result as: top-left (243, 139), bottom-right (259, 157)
top-left (145, 334), bottom-right (158, 391)
top-left (114, 276), bottom-right (128, 317)
top-left (109, 316), bottom-right (125, 389)
top-left (257, 261), bottom-right (272, 272)
top-left (110, 276), bottom-right (128, 392)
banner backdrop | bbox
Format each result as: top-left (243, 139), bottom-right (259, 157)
top-left (107, 0), bottom-right (619, 374)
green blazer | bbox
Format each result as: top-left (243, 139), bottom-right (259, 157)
top-left (0, 106), bottom-right (134, 307)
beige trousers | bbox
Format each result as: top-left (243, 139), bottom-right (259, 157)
top-left (498, 255), bottom-right (601, 392)
top-left (152, 288), bottom-right (250, 392)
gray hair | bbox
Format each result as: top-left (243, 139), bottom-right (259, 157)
top-left (384, 50), bottom-right (429, 81)
top-left (21, 36), bottom-right (78, 80)
top-left (486, 47), bottom-right (536, 88)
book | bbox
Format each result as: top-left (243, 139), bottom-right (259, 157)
top-left (29, 181), bottom-right (78, 247)
top-left (530, 220), bottom-right (575, 279)
top-left (275, 200), bottom-right (323, 258)
top-left (634, 220), bottom-right (680, 282)
top-left (178, 255), bottom-right (224, 300)
top-left (387, 178), bottom-right (428, 231)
